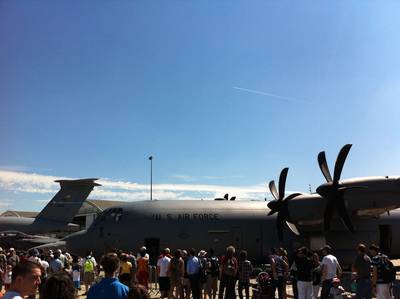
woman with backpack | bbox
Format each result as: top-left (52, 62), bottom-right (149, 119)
top-left (205, 249), bottom-right (219, 299)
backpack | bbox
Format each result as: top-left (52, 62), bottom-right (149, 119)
top-left (208, 256), bottom-right (220, 277)
top-left (84, 257), bottom-right (94, 273)
top-left (223, 258), bottom-right (236, 277)
top-left (199, 258), bottom-right (208, 283)
top-left (380, 255), bottom-right (396, 283)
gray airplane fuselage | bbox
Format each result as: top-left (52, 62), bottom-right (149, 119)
top-left (64, 200), bottom-right (292, 262)
top-left (62, 199), bottom-right (400, 265)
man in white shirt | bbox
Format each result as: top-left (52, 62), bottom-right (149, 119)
top-left (2, 261), bottom-right (42, 299)
top-left (320, 245), bottom-right (342, 299)
top-left (157, 248), bottom-right (172, 299)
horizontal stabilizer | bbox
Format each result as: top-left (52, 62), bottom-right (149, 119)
top-left (54, 178), bottom-right (101, 188)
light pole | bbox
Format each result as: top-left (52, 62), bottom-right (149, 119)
top-left (148, 156), bottom-right (153, 200)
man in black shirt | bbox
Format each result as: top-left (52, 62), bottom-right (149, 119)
top-left (294, 247), bottom-right (313, 299)
top-left (352, 244), bottom-right (372, 299)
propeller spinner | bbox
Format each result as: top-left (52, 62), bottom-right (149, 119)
top-left (316, 144), bottom-right (366, 232)
top-left (267, 168), bottom-right (301, 241)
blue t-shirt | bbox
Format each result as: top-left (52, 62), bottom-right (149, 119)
top-left (87, 277), bottom-right (129, 299)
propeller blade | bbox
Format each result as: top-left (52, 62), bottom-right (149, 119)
top-left (323, 199), bottom-right (335, 231)
top-left (269, 180), bottom-right (279, 200)
top-left (276, 214), bottom-right (284, 241)
top-left (268, 209), bottom-right (276, 216)
top-left (318, 151), bottom-right (333, 183)
top-left (286, 221), bottom-right (300, 235)
top-left (278, 168), bottom-right (289, 200)
top-left (230, 196), bottom-right (236, 201)
top-left (224, 194), bottom-right (229, 200)
top-left (284, 193), bottom-right (302, 201)
top-left (333, 144), bottom-right (352, 183)
top-left (336, 197), bottom-right (354, 232)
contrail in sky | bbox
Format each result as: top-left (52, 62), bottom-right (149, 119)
top-left (232, 86), bottom-right (312, 104)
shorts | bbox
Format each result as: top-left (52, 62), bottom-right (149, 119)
top-left (73, 281), bottom-right (80, 289)
top-left (83, 272), bottom-right (95, 285)
top-left (206, 276), bottom-right (218, 293)
top-left (159, 276), bottom-right (171, 291)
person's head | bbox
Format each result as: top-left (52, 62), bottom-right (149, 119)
top-left (278, 247), bottom-right (287, 257)
top-left (357, 243), bottom-right (367, 255)
top-left (181, 250), bottom-right (188, 258)
top-left (226, 246), bottom-right (235, 258)
top-left (29, 248), bottom-right (39, 257)
top-left (369, 244), bottom-right (380, 256)
top-left (174, 249), bottom-right (182, 259)
top-left (128, 284), bottom-right (150, 299)
top-left (297, 246), bottom-right (309, 257)
top-left (189, 248), bottom-right (196, 257)
top-left (86, 250), bottom-right (92, 258)
top-left (198, 250), bottom-right (207, 258)
top-left (239, 250), bottom-right (248, 260)
top-left (54, 251), bottom-right (60, 259)
top-left (163, 248), bottom-right (170, 256)
top-left (321, 245), bottom-right (332, 256)
top-left (10, 261), bottom-right (42, 296)
top-left (312, 252), bottom-right (320, 264)
top-left (40, 271), bottom-right (75, 299)
top-left (209, 248), bottom-right (215, 256)
top-left (101, 253), bottom-right (120, 276)
top-left (332, 277), bottom-right (340, 287)
top-left (121, 254), bottom-right (128, 262)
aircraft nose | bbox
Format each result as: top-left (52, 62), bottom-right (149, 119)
top-left (63, 230), bottom-right (88, 256)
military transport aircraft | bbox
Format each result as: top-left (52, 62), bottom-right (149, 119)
top-left (35, 144), bottom-right (400, 265)
top-left (0, 178), bottom-right (100, 248)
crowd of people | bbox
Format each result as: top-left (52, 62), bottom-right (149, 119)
top-left (0, 242), bottom-right (396, 299)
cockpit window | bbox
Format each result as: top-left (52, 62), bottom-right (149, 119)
top-left (93, 208), bottom-right (124, 227)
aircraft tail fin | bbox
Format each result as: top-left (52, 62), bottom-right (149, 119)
top-left (33, 178), bottom-right (100, 227)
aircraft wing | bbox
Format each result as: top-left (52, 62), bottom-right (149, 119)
top-left (0, 231), bottom-right (61, 250)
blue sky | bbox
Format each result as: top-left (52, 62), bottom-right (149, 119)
top-left (1, 0), bottom-right (400, 212)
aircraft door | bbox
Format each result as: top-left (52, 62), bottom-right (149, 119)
top-left (231, 227), bottom-right (243, 251)
top-left (145, 238), bottom-right (160, 266)
top-left (379, 225), bottom-right (392, 254)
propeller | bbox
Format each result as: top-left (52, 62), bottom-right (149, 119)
top-left (316, 144), bottom-right (366, 232)
top-left (267, 168), bottom-right (301, 241)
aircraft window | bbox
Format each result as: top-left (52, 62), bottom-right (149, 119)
top-left (93, 208), bottom-right (123, 226)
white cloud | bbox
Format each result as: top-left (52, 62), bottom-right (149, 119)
top-left (0, 169), bottom-right (274, 206)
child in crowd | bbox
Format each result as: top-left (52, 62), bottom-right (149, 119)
top-left (329, 278), bottom-right (345, 299)
top-left (71, 258), bottom-right (81, 296)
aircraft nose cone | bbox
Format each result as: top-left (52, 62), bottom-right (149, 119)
top-left (267, 200), bottom-right (279, 211)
